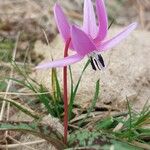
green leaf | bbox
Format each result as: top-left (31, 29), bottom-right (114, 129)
top-left (96, 117), bottom-right (114, 130)
top-left (103, 140), bottom-right (143, 150)
top-left (0, 97), bottom-right (40, 119)
top-left (0, 121), bottom-right (65, 150)
top-left (68, 130), bottom-right (143, 150)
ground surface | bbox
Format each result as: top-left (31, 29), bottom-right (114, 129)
top-left (34, 28), bottom-right (150, 111)
top-left (0, 0), bottom-right (150, 149)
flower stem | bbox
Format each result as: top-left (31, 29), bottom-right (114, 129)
top-left (63, 38), bottom-right (71, 144)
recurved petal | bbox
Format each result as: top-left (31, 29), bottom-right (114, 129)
top-left (82, 0), bottom-right (98, 38)
top-left (35, 54), bottom-right (83, 69)
top-left (71, 25), bottom-right (97, 56)
top-left (94, 0), bottom-right (108, 41)
top-left (97, 22), bottom-right (137, 52)
top-left (54, 3), bottom-right (70, 42)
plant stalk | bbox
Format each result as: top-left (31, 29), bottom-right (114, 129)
top-left (63, 38), bottom-right (71, 144)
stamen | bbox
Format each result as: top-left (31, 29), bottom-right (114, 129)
top-left (93, 58), bottom-right (101, 70)
top-left (90, 57), bottom-right (96, 70)
top-left (98, 54), bottom-right (105, 68)
top-left (89, 52), bottom-right (105, 71)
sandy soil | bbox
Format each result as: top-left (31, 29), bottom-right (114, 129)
top-left (34, 28), bottom-right (150, 111)
top-left (0, 0), bottom-right (150, 149)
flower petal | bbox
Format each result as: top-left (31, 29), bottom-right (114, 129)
top-left (97, 22), bottom-right (137, 52)
top-left (35, 54), bottom-right (83, 69)
top-left (82, 0), bottom-right (98, 38)
top-left (54, 3), bottom-right (70, 42)
top-left (71, 25), bottom-right (97, 56)
top-left (94, 0), bottom-right (108, 41)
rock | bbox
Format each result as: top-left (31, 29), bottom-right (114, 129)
top-left (33, 28), bottom-right (150, 111)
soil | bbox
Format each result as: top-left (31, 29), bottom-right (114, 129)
top-left (34, 28), bottom-right (150, 111)
top-left (0, 0), bottom-right (150, 149)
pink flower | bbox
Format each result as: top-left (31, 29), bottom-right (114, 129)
top-left (36, 0), bottom-right (137, 70)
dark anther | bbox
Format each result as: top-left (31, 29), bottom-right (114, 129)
top-left (93, 58), bottom-right (101, 70)
top-left (98, 54), bottom-right (105, 67)
top-left (90, 57), bottom-right (96, 70)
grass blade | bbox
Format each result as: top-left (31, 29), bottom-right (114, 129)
top-left (69, 60), bottom-right (90, 120)
top-left (127, 98), bottom-right (132, 141)
top-left (68, 66), bottom-right (74, 120)
top-left (87, 79), bottom-right (100, 116)
top-left (0, 97), bottom-right (40, 119)
top-left (78, 79), bottom-right (100, 126)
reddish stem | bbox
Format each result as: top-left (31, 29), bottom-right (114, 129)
top-left (63, 38), bottom-right (71, 144)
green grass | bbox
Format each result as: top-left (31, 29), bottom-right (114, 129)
top-left (6, 61), bottom-right (64, 118)
top-left (0, 49), bottom-right (149, 149)
top-left (68, 60), bottom-right (90, 120)
top-left (0, 61), bottom-right (149, 149)
top-left (94, 100), bottom-right (150, 148)
top-left (66, 99), bottom-right (150, 149)
top-left (0, 38), bottom-right (14, 62)
top-left (1, 59), bottom-right (91, 120)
